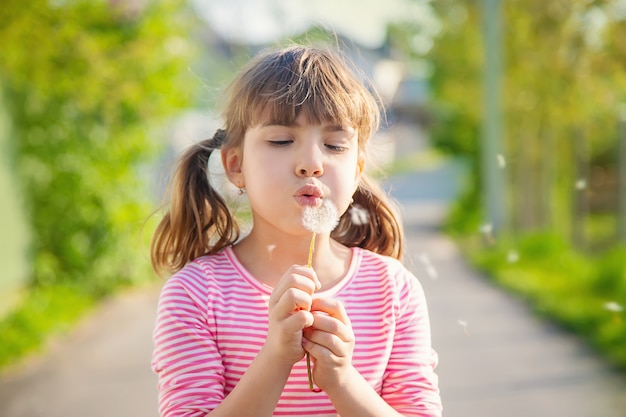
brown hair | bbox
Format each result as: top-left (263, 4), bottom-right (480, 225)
top-left (151, 45), bottom-right (403, 275)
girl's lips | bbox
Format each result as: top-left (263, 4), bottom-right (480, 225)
top-left (295, 195), bottom-right (322, 207)
top-left (295, 184), bottom-right (323, 207)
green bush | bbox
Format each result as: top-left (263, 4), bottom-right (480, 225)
top-left (0, 0), bottom-right (197, 370)
top-left (0, 0), bottom-right (196, 293)
top-left (0, 285), bottom-right (96, 370)
top-left (464, 229), bottom-right (626, 372)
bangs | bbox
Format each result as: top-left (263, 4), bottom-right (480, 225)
top-left (226, 46), bottom-right (380, 142)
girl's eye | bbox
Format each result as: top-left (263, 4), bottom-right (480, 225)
top-left (325, 144), bottom-right (349, 153)
top-left (268, 140), bottom-right (293, 147)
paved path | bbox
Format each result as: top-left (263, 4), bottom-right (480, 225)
top-left (392, 161), bottom-right (626, 417)
top-left (1, 158), bottom-right (625, 416)
top-left (0, 284), bottom-right (161, 417)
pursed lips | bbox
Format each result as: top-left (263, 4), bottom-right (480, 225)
top-left (295, 184), bottom-right (323, 207)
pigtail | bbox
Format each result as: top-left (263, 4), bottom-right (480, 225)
top-left (151, 129), bottom-right (239, 275)
top-left (332, 174), bottom-right (404, 261)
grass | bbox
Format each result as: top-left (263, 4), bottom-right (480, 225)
top-left (459, 232), bottom-right (626, 373)
top-left (436, 150), bottom-right (626, 373)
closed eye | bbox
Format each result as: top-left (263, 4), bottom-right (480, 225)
top-left (325, 144), bottom-right (349, 152)
top-left (268, 140), bottom-right (293, 147)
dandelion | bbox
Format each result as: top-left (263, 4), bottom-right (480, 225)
top-left (349, 203), bottom-right (369, 225)
top-left (303, 201), bottom-right (339, 268)
top-left (575, 179), bottom-right (587, 190)
top-left (302, 199), bottom-right (339, 392)
top-left (302, 200), bottom-right (340, 235)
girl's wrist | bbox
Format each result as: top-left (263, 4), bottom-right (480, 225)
top-left (257, 344), bottom-right (301, 373)
top-left (317, 364), bottom-right (360, 396)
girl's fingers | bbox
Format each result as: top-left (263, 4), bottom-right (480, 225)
top-left (269, 265), bottom-right (320, 310)
top-left (271, 287), bottom-right (314, 320)
top-left (304, 315), bottom-right (353, 349)
top-left (310, 298), bottom-right (352, 327)
top-left (284, 309), bottom-right (315, 332)
top-left (303, 298), bottom-right (355, 356)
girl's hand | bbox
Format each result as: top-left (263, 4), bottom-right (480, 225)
top-left (302, 298), bottom-right (355, 391)
top-left (265, 265), bottom-right (321, 366)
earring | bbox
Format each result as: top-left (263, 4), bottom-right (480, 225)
top-left (237, 187), bottom-right (245, 195)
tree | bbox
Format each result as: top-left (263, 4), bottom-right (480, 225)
top-left (394, 0), bottom-right (626, 247)
top-left (0, 0), bottom-right (197, 293)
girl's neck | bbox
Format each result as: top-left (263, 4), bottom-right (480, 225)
top-left (233, 230), bottom-right (351, 290)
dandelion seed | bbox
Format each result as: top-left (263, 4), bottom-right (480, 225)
top-left (418, 253), bottom-right (439, 280)
top-left (497, 154), bottom-right (506, 168)
top-left (349, 203), bottom-right (369, 225)
top-left (480, 223), bottom-right (493, 235)
top-left (457, 320), bottom-right (469, 336)
top-left (266, 244), bottom-right (276, 260)
top-left (479, 222), bottom-right (495, 244)
top-left (507, 250), bottom-right (519, 263)
top-left (426, 266), bottom-right (438, 280)
top-left (575, 179), bottom-right (587, 190)
top-left (604, 301), bottom-right (624, 313)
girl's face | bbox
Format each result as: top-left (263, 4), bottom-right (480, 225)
top-left (223, 112), bottom-right (363, 238)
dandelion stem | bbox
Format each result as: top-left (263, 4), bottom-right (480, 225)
top-left (307, 233), bottom-right (316, 268)
top-left (306, 352), bottom-right (315, 391)
top-left (306, 232), bottom-right (317, 392)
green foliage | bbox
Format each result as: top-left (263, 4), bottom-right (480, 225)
top-left (0, 285), bottom-right (96, 370)
top-left (442, 162), bottom-right (482, 236)
top-left (0, 0), bottom-right (197, 293)
top-left (399, 0), bottom-right (626, 240)
top-left (466, 233), bottom-right (626, 372)
top-left (387, 0), bottom-right (626, 375)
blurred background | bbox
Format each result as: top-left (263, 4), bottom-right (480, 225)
top-left (1, 0), bottom-right (626, 415)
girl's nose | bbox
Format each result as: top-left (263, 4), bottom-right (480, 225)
top-left (296, 146), bottom-right (324, 177)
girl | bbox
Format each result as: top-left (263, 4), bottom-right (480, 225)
top-left (151, 45), bottom-right (442, 417)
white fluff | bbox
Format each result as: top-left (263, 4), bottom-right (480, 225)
top-left (302, 200), bottom-right (339, 234)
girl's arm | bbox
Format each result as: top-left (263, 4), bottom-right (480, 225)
top-left (303, 298), bottom-right (407, 417)
top-left (303, 274), bottom-right (442, 417)
top-left (153, 265), bottom-right (319, 417)
top-left (207, 265), bottom-right (319, 416)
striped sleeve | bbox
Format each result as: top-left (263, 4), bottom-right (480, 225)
top-left (381, 264), bottom-right (442, 416)
top-left (152, 263), bottom-right (224, 417)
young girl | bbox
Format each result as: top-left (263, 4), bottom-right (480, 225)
top-left (151, 44), bottom-right (442, 417)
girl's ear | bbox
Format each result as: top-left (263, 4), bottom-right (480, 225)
top-left (221, 146), bottom-right (245, 188)
top-left (357, 156), bottom-right (365, 175)
top-left (355, 156), bottom-right (365, 187)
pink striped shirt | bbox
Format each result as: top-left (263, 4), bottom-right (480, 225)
top-left (152, 246), bottom-right (441, 416)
